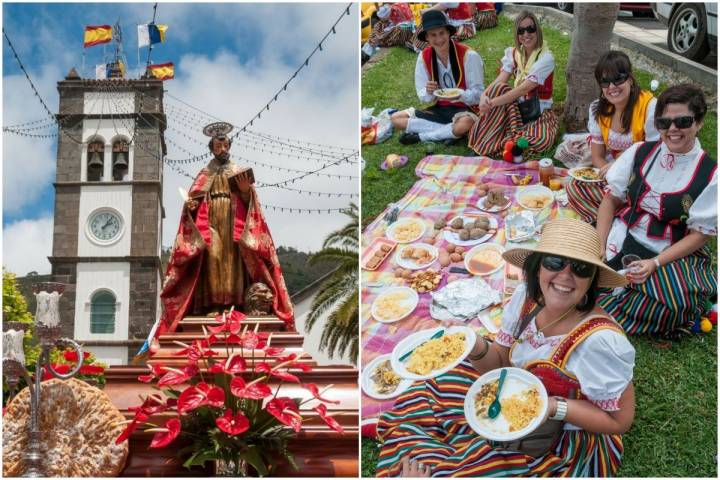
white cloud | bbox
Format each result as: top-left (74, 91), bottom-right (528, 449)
top-left (2, 216), bottom-right (54, 276)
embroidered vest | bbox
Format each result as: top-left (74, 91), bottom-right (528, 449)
top-left (475, 3), bottom-right (495, 12)
top-left (619, 141), bottom-right (716, 243)
top-left (598, 90), bottom-right (654, 156)
top-left (510, 304), bottom-right (626, 399)
top-left (447, 3), bottom-right (474, 20)
top-left (390, 3), bottom-right (414, 25)
top-left (512, 47), bottom-right (553, 101)
top-left (421, 40), bottom-right (471, 107)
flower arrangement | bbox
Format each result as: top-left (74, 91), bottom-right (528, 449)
top-left (46, 348), bottom-right (107, 388)
top-left (115, 310), bottom-right (344, 476)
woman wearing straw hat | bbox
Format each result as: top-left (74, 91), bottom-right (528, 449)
top-left (376, 219), bottom-right (636, 477)
top-left (596, 84), bottom-right (716, 337)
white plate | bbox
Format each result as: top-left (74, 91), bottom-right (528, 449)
top-left (568, 167), bottom-right (603, 183)
top-left (517, 185), bottom-right (554, 211)
top-left (395, 243), bottom-right (439, 270)
top-left (475, 194), bottom-right (512, 213)
top-left (443, 215), bottom-right (498, 247)
top-left (362, 354), bottom-right (414, 400)
top-left (434, 88), bottom-right (463, 100)
top-left (391, 326), bottom-right (476, 381)
top-left (464, 243), bottom-right (506, 276)
top-left (386, 218), bottom-right (426, 244)
top-left (371, 286), bottom-right (419, 324)
top-left (464, 367), bottom-right (548, 441)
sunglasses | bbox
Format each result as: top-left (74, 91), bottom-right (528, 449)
top-left (541, 255), bottom-right (597, 279)
top-left (599, 72), bottom-right (630, 88)
top-left (517, 25), bottom-right (537, 35)
top-left (655, 115), bottom-right (695, 130)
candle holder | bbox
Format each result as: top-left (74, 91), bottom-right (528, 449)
top-left (2, 286), bottom-right (83, 478)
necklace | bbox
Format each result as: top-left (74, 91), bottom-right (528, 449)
top-left (518, 305), bottom-right (576, 344)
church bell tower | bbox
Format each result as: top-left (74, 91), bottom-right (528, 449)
top-left (49, 68), bottom-right (166, 364)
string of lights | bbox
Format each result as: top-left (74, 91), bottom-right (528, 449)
top-left (2, 118), bottom-right (57, 131)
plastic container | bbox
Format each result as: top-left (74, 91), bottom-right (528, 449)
top-left (539, 158), bottom-right (554, 187)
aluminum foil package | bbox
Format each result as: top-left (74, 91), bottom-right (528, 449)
top-left (430, 277), bottom-right (501, 321)
top-left (504, 211), bottom-right (537, 243)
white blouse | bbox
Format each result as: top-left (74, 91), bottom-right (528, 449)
top-left (500, 46), bottom-right (554, 112)
top-left (604, 139), bottom-right (717, 260)
top-left (414, 49), bottom-right (485, 106)
top-left (440, 3), bottom-right (475, 25)
top-left (587, 99), bottom-right (659, 161)
top-left (495, 285), bottom-right (635, 429)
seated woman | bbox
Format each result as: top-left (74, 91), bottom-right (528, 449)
top-left (473, 2), bottom-right (498, 31)
top-left (391, 10), bottom-right (484, 145)
top-left (410, 3), bottom-right (477, 52)
top-left (596, 84), bottom-right (717, 337)
top-left (366, 3), bottom-right (415, 52)
top-left (453, 11), bottom-right (558, 157)
top-left (376, 219), bottom-right (635, 477)
top-left (566, 51), bottom-right (659, 224)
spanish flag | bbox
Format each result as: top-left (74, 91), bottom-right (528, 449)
top-left (84, 25), bottom-right (113, 47)
top-left (148, 62), bottom-right (174, 80)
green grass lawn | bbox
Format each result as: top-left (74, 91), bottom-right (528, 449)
top-left (361, 15), bottom-right (717, 478)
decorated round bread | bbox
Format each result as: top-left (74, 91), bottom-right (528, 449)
top-left (2, 378), bottom-right (129, 477)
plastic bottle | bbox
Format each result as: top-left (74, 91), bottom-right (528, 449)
top-left (539, 158), bottom-right (554, 187)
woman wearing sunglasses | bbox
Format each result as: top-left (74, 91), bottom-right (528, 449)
top-left (566, 51), bottom-right (659, 224)
top-left (451, 11), bottom-right (559, 157)
top-left (595, 84), bottom-right (716, 337)
top-left (377, 219), bottom-right (635, 477)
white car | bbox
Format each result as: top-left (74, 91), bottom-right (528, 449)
top-left (651, 2), bottom-right (717, 61)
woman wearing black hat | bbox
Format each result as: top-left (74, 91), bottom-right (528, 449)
top-left (390, 9), bottom-right (485, 146)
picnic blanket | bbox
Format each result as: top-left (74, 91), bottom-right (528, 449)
top-left (361, 154), bottom-right (579, 424)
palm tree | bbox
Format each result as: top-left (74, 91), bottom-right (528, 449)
top-left (305, 203), bottom-right (358, 364)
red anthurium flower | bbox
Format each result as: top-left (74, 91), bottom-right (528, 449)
top-left (208, 310), bottom-right (246, 334)
top-left (230, 376), bottom-right (272, 400)
top-left (177, 382), bottom-right (225, 414)
top-left (303, 383), bottom-right (341, 404)
top-left (116, 411), bottom-right (149, 444)
top-left (80, 364), bottom-right (105, 375)
top-left (157, 365), bottom-right (198, 388)
top-left (313, 404), bottom-right (344, 434)
top-left (149, 418), bottom-right (182, 448)
top-left (209, 354), bottom-right (247, 375)
top-left (215, 409), bottom-right (250, 436)
top-left (264, 346), bottom-right (286, 357)
top-left (174, 340), bottom-right (219, 364)
top-left (256, 362), bottom-right (300, 384)
top-left (266, 397), bottom-right (302, 433)
top-left (138, 363), bottom-right (165, 383)
top-left (239, 331), bottom-right (268, 350)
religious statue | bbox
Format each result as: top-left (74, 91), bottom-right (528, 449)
top-left (155, 122), bottom-right (294, 338)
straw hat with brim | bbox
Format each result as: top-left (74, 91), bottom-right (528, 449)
top-left (502, 218), bottom-right (628, 289)
top-left (417, 10), bottom-right (457, 42)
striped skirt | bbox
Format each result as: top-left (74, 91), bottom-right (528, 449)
top-left (369, 22), bottom-right (415, 48)
top-left (376, 362), bottom-right (624, 477)
top-left (599, 247), bottom-right (717, 335)
top-left (411, 23), bottom-right (477, 50)
top-left (566, 179), bottom-right (606, 224)
top-left (474, 10), bottom-right (499, 30)
top-left (467, 83), bottom-right (559, 158)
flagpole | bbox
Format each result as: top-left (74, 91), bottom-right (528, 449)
top-left (144, 2), bottom-right (158, 77)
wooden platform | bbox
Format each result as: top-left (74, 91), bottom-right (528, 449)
top-left (105, 315), bottom-right (358, 477)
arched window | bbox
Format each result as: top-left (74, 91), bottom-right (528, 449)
top-left (112, 140), bottom-right (129, 181)
top-left (87, 141), bottom-right (105, 181)
top-left (90, 290), bottom-right (116, 334)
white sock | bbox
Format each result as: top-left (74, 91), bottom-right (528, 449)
top-left (406, 117), bottom-right (442, 134)
top-left (419, 123), bottom-right (459, 142)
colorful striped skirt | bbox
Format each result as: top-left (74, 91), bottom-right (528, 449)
top-left (467, 83), bottom-right (559, 158)
top-left (474, 10), bottom-right (498, 30)
top-left (369, 23), bottom-right (415, 48)
top-left (411, 23), bottom-right (477, 51)
top-left (566, 179), bottom-right (606, 224)
top-left (599, 247), bottom-right (717, 335)
top-left (376, 362), bottom-right (624, 477)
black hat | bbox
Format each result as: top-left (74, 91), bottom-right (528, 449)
top-left (417, 10), bottom-right (456, 42)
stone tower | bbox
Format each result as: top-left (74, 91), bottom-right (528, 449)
top-left (49, 70), bottom-right (166, 364)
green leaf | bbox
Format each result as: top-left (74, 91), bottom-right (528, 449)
top-left (240, 446), bottom-right (269, 477)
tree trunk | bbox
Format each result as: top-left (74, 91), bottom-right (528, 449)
top-left (563, 3), bottom-right (620, 132)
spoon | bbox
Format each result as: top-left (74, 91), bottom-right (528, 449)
top-left (487, 368), bottom-right (507, 419)
top-left (399, 329), bottom-right (444, 362)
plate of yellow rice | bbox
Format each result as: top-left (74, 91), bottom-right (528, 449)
top-left (464, 367), bottom-right (548, 441)
top-left (391, 326), bottom-right (476, 380)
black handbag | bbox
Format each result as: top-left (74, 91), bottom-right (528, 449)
top-left (518, 95), bottom-right (541, 124)
top-left (494, 419), bottom-right (564, 458)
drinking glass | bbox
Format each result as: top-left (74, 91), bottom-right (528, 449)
top-left (621, 254), bottom-right (641, 273)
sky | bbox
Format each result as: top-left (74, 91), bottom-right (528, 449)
top-left (2, 2), bottom-right (359, 276)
